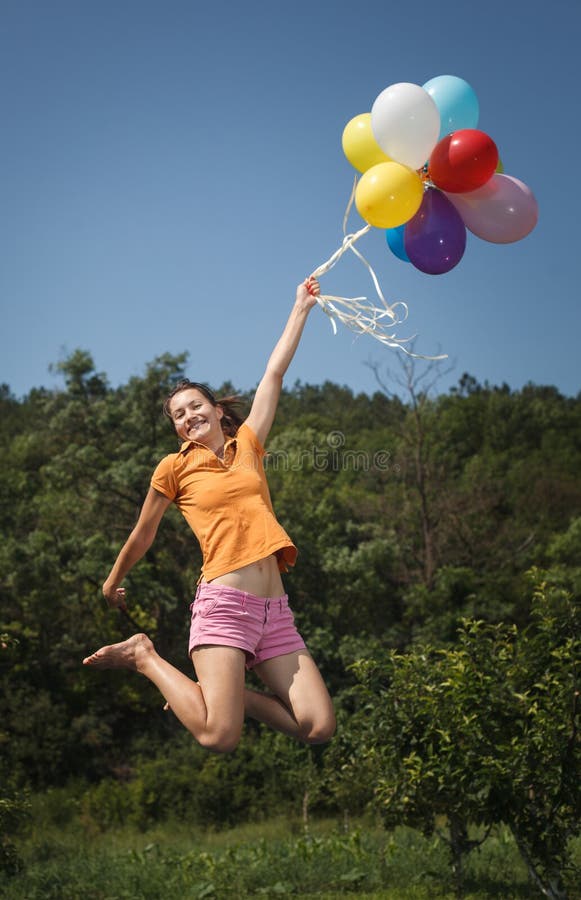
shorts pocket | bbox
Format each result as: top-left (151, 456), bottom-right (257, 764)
top-left (193, 595), bottom-right (220, 618)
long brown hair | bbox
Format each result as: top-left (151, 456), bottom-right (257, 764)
top-left (163, 380), bottom-right (244, 437)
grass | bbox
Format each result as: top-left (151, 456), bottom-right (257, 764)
top-left (2, 813), bottom-right (580, 899)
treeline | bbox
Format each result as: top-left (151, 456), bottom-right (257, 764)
top-left (1, 351), bottom-right (580, 897)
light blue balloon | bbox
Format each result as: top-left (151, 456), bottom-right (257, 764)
top-left (386, 225), bottom-right (410, 263)
top-left (422, 75), bottom-right (479, 141)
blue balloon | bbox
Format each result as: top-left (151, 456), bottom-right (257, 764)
top-left (385, 225), bottom-right (410, 263)
top-left (422, 75), bottom-right (479, 141)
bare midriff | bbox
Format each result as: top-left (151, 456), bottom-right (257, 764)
top-left (205, 554), bottom-right (286, 598)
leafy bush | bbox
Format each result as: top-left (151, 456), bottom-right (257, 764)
top-left (0, 789), bottom-right (30, 875)
top-left (78, 728), bottom-right (323, 832)
top-left (330, 568), bottom-right (580, 899)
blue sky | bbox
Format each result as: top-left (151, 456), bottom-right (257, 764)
top-left (1, 0), bottom-right (579, 400)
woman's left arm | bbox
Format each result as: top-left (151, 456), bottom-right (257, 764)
top-left (245, 277), bottom-right (319, 446)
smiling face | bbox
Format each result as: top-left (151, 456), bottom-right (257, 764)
top-left (168, 387), bottom-right (224, 450)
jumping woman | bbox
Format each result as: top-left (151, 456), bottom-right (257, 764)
top-left (83, 277), bottom-right (336, 753)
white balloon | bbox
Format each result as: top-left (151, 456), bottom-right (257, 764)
top-left (371, 82), bottom-right (440, 170)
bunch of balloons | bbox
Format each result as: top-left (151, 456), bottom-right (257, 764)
top-left (342, 75), bottom-right (538, 275)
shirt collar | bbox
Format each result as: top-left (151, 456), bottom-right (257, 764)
top-left (178, 433), bottom-right (238, 457)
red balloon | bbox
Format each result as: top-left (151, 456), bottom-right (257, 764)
top-left (429, 129), bottom-right (499, 193)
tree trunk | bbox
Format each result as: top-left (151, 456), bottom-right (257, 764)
top-left (448, 816), bottom-right (468, 899)
top-left (412, 410), bottom-right (436, 589)
top-left (511, 828), bottom-right (568, 900)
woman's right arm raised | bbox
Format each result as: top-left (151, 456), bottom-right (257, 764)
top-left (102, 487), bottom-right (172, 609)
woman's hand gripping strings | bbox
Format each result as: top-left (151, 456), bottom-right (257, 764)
top-left (297, 275), bottom-right (321, 311)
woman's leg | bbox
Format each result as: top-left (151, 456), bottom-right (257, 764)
top-left (83, 634), bottom-right (246, 753)
top-left (247, 650), bottom-right (336, 744)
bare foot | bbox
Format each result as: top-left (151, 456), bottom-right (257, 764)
top-left (82, 633), bottom-right (153, 672)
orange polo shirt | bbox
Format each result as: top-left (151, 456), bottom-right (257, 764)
top-left (150, 422), bottom-right (297, 583)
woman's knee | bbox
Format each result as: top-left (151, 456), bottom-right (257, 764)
top-left (197, 725), bottom-right (242, 754)
top-left (300, 709), bottom-right (336, 745)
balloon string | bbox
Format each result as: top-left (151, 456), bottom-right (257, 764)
top-left (311, 223), bottom-right (371, 279)
top-left (310, 177), bottom-right (447, 360)
top-left (340, 177), bottom-right (409, 325)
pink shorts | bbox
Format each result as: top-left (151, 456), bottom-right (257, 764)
top-left (188, 582), bottom-right (306, 669)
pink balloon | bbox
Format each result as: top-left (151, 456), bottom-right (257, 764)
top-left (446, 174), bottom-right (538, 243)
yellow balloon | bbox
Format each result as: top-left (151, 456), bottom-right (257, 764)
top-left (496, 157), bottom-right (504, 174)
top-left (342, 113), bottom-right (392, 173)
top-left (355, 162), bottom-right (424, 229)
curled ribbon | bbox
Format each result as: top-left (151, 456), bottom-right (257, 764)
top-left (310, 178), bottom-right (447, 360)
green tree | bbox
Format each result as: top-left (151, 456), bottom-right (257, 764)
top-left (330, 568), bottom-right (580, 898)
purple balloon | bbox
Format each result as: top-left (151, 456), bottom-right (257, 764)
top-left (404, 187), bottom-right (467, 274)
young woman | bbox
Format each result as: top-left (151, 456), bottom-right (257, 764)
top-left (83, 277), bottom-right (336, 753)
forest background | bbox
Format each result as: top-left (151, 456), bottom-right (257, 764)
top-left (1, 350), bottom-right (580, 899)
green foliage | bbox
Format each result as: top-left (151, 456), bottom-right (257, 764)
top-left (497, 571), bottom-right (581, 900)
top-left (75, 727), bottom-right (325, 832)
top-left (0, 787), bottom-right (30, 876)
top-left (2, 352), bottom-right (581, 893)
top-left (331, 569), bottom-right (580, 897)
top-left (5, 815), bottom-right (570, 899)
